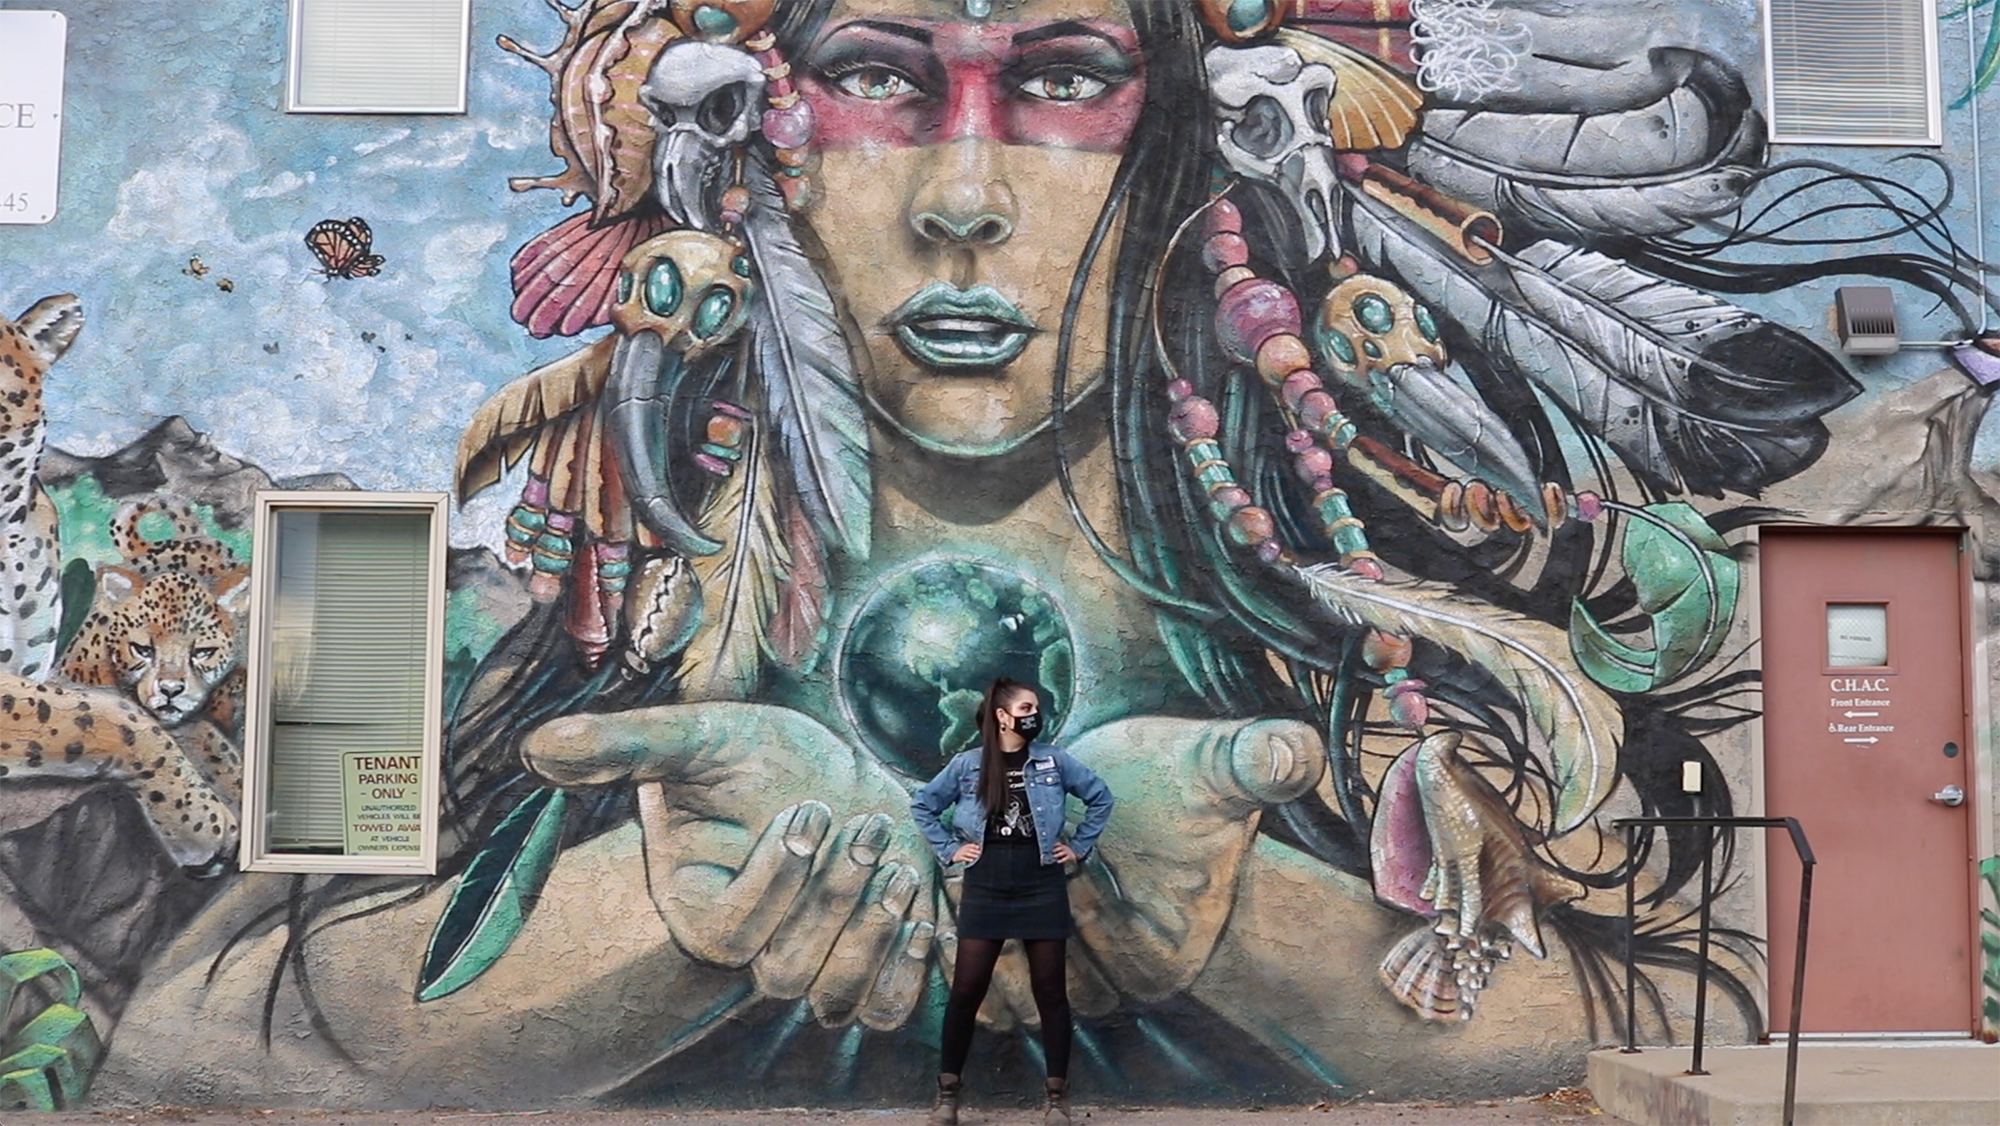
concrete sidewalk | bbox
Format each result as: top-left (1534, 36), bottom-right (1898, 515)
top-left (1588, 1042), bottom-right (2000, 1125)
top-left (18, 1091), bottom-right (1628, 1126)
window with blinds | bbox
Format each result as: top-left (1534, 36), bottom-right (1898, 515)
top-left (287, 0), bottom-right (470, 114)
top-left (1764, 0), bottom-right (1941, 145)
top-left (241, 493), bottom-right (447, 874)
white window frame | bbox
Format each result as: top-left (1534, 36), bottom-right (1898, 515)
top-left (239, 491), bottom-right (449, 875)
top-left (285, 0), bottom-right (471, 115)
top-left (1762, 0), bottom-right (1943, 147)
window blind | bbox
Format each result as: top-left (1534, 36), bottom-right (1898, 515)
top-left (265, 510), bottom-right (433, 852)
top-left (1767, 0), bottom-right (1937, 142)
top-left (291, 0), bottom-right (469, 113)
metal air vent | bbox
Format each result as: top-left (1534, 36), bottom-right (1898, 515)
top-left (287, 0), bottom-right (470, 114)
top-left (1764, 0), bottom-right (1941, 145)
top-left (1836, 286), bottom-right (1900, 355)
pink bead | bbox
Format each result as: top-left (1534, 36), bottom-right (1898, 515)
top-left (1256, 539), bottom-right (1286, 565)
top-left (1202, 233), bottom-right (1250, 274)
top-left (1211, 485), bottom-right (1252, 512)
top-left (762, 101), bottom-right (816, 149)
top-left (1205, 198), bottom-right (1243, 237)
top-left (1310, 475), bottom-right (1335, 493)
top-left (1167, 378), bottom-right (1194, 402)
top-left (1348, 556), bottom-right (1384, 582)
top-left (1280, 370), bottom-right (1323, 410)
top-left (1293, 446), bottom-right (1334, 483)
top-left (1385, 679), bottom-right (1430, 729)
top-left (1213, 265), bottom-right (1257, 300)
top-left (1168, 396), bottom-right (1220, 443)
top-left (1575, 491), bottom-right (1603, 523)
top-left (1284, 429), bottom-right (1315, 454)
top-left (1298, 390), bottom-right (1340, 430)
top-left (1215, 279), bottom-right (1302, 363)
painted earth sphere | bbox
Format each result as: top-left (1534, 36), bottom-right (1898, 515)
top-left (839, 559), bottom-right (1075, 779)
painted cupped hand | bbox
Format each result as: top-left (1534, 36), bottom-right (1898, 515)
top-left (519, 702), bottom-right (936, 1030)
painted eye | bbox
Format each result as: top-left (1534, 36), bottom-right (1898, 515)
top-left (192, 646), bottom-right (217, 662)
top-left (1318, 326), bottom-right (1358, 367)
top-left (644, 258), bottom-right (684, 318)
top-left (693, 286), bottom-right (738, 338)
top-left (1019, 68), bottom-right (1109, 103)
top-left (129, 642), bottom-right (154, 661)
top-left (835, 67), bottom-right (918, 101)
top-left (1353, 293), bottom-right (1395, 334)
top-left (1414, 303), bottom-right (1440, 343)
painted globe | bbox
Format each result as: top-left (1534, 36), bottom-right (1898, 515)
top-left (839, 559), bottom-right (1075, 779)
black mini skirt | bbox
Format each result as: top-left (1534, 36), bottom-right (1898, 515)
top-left (956, 841), bottom-right (1071, 941)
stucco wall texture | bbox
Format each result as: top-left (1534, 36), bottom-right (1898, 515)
top-left (0, 0), bottom-right (1995, 1113)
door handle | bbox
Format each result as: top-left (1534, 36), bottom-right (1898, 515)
top-left (1929, 784), bottom-right (1965, 807)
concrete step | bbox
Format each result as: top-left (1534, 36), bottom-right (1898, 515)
top-left (1588, 1042), bottom-right (2000, 1125)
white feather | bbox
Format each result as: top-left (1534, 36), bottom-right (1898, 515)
top-left (1294, 562), bottom-right (1621, 834)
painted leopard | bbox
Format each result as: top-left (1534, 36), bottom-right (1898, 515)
top-left (0, 296), bottom-right (238, 869)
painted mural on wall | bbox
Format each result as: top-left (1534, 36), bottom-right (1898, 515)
top-left (0, 0), bottom-right (1995, 1111)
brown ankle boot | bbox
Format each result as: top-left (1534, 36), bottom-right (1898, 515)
top-left (1043, 1078), bottom-right (1071, 1125)
top-left (928, 1073), bottom-right (961, 1126)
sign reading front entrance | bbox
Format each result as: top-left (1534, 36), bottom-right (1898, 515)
top-left (1761, 530), bottom-right (1974, 1033)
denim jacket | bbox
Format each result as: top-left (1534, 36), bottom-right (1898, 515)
top-left (910, 743), bottom-right (1114, 868)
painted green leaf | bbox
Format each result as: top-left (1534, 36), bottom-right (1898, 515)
top-left (416, 786), bottom-right (567, 1002)
top-left (1570, 503), bottom-right (1739, 693)
top-left (55, 560), bottom-right (94, 660)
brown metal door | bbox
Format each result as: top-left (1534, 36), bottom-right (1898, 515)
top-left (1760, 529), bottom-right (1974, 1033)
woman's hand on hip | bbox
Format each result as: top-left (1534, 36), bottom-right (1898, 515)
top-left (952, 843), bottom-right (982, 864)
top-left (1052, 842), bottom-right (1079, 863)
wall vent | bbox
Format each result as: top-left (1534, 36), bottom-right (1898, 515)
top-left (287, 0), bottom-right (469, 114)
top-left (1764, 0), bottom-right (1940, 145)
top-left (1836, 286), bottom-right (1901, 355)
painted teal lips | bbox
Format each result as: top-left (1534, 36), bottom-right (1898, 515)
top-left (886, 284), bottom-right (1038, 370)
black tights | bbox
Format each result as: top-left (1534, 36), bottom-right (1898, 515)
top-left (938, 938), bottom-right (1071, 1081)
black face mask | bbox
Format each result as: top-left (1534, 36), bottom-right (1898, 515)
top-left (1010, 711), bottom-right (1043, 740)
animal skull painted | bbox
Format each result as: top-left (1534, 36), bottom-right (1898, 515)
top-left (611, 229), bottom-right (755, 357)
top-left (642, 40), bottom-right (767, 229)
top-left (1316, 273), bottom-right (1542, 508)
top-left (1206, 43), bottom-right (1342, 262)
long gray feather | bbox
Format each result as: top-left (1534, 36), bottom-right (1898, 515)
top-left (1346, 184), bottom-right (1857, 496)
top-left (740, 160), bottom-right (872, 558)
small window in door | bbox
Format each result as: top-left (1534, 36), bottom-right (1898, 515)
top-left (1826, 602), bottom-right (1888, 667)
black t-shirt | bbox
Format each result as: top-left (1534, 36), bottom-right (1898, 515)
top-left (984, 749), bottom-right (1037, 843)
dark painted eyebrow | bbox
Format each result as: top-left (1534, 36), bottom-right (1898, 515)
top-left (1010, 21), bottom-right (1125, 51)
top-left (838, 18), bottom-right (934, 46)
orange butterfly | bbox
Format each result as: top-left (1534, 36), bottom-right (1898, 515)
top-left (305, 216), bottom-right (386, 280)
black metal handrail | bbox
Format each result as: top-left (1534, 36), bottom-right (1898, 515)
top-left (1611, 815), bottom-right (1816, 1126)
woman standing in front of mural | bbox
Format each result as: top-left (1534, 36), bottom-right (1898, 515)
top-left (910, 679), bottom-right (1114, 1125)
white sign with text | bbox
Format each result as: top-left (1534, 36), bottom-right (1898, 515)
top-left (0, 11), bottom-right (68, 225)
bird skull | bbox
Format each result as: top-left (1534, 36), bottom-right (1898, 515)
top-left (1205, 44), bottom-right (1342, 261)
top-left (1315, 274), bottom-right (1446, 389)
top-left (611, 229), bottom-right (756, 358)
top-left (642, 41), bottom-right (767, 229)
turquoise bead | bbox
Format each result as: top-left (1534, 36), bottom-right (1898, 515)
top-left (1354, 292), bottom-right (1394, 334)
top-left (692, 5), bottom-right (738, 37)
top-left (1226, 0), bottom-right (1271, 35)
top-left (694, 287), bottom-right (738, 338)
top-left (645, 258), bottom-right (684, 317)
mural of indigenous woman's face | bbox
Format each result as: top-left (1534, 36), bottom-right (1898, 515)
top-left (799, 0), bottom-right (1145, 457)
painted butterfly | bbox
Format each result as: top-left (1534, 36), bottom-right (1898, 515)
top-left (305, 216), bottom-right (386, 280)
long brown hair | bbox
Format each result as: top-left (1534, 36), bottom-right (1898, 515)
top-left (977, 677), bottom-right (1034, 813)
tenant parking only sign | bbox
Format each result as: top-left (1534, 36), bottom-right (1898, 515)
top-left (0, 11), bottom-right (68, 225)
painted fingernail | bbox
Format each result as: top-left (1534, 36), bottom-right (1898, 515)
top-left (785, 801), bottom-right (832, 857)
top-left (849, 812), bottom-right (893, 867)
top-left (905, 920), bottom-right (936, 958)
top-left (882, 864), bottom-right (920, 915)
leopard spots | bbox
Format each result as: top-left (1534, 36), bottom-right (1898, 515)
top-left (0, 295), bottom-right (80, 681)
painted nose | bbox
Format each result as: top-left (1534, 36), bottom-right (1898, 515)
top-left (157, 679), bottom-right (185, 699)
top-left (908, 140), bottom-right (1016, 249)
